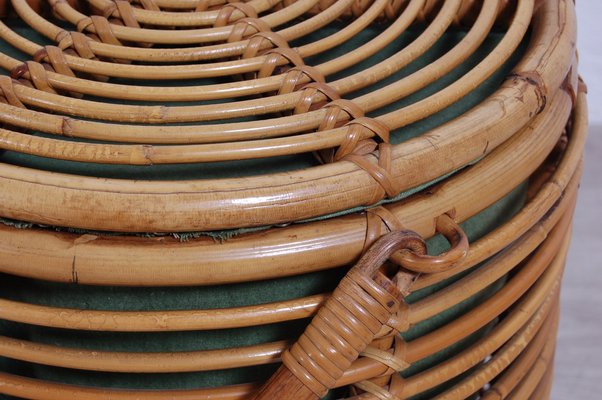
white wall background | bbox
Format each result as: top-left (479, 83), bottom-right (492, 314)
top-left (576, 1), bottom-right (601, 124)
top-left (552, 2), bottom-right (602, 399)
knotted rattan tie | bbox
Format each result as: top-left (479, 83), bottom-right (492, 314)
top-left (0, 76), bottom-right (25, 108)
top-left (253, 230), bottom-right (427, 399)
top-left (56, 31), bottom-right (96, 60)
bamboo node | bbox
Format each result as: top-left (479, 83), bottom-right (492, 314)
top-left (507, 71), bottom-right (547, 115)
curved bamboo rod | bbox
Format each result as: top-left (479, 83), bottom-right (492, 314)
top-left (0, 0), bottom-right (496, 155)
top-left (3, 0), bottom-right (450, 107)
top-left (0, 216), bottom-right (570, 399)
top-left (343, 277), bottom-right (561, 400)
top-left (4, 0), bottom-right (387, 67)
top-left (0, 0), bottom-right (576, 233)
top-left (0, 168), bottom-right (576, 338)
top-left (0, 84), bottom-right (586, 286)
top-left (480, 310), bottom-right (558, 400)
top-left (9, 0), bottom-right (414, 64)
top-left (45, 0), bottom-right (346, 44)
top-left (430, 298), bottom-right (560, 400)
top-left (0, 188), bottom-right (576, 373)
top-left (505, 335), bottom-right (556, 399)
top-left (12, 0), bottom-right (343, 60)
top-left (525, 349), bottom-right (555, 400)
top-left (85, 0), bottom-right (287, 27)
top-left (0, 337), bottom-right (291, 373)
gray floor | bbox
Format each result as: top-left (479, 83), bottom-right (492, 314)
top-left (552, 126), bottom-right (602, 398)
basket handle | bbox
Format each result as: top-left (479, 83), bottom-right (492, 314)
top-left (253, 215), bottom-right (469, 399)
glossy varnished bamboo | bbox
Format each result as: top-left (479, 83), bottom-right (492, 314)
top-left (0, 0), bottom-right (566, 230)
top-left (0, 83), bottom-right (587, 287)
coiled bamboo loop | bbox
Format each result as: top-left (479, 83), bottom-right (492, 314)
top-left (393, 213), bottom-right (469, 274)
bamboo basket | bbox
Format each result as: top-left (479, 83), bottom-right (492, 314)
top-left (0, 0), bottom-right (587, 399)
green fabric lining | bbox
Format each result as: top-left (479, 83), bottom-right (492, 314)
top-left (0, 11), bottom-right (531, 400)
top-left (0, 181), bottom-right (527, 394)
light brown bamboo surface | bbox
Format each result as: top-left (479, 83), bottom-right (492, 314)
top-left (2, 0), bottom-right (483, 84)
top-left (3, 1), bottom-right (462, 108)
top-left (0, 0), bottom-right (576, 233)
top-left (47, 0), bottom-right (314, 43)
top-left (0, 106), bottom-right (582, 336)
top-left (7, 0), bottom-right (403, 64)
top-left (0, 2), bottom-right (517, 163)
top-left (480, 308), bottom-right (559, 400)
top-left (0, 2), bottom-right (489, 136)
top-left (0, 89), bottom-right (576, 382)
top-left (0, 219), bottom-right (572, 400)
top-left (505, 336), bottom-right (556, 400)
top-left (528, 353), bottom-right (555, 400)
top-left (0, 185), bottom-right (577, 374)
top-left (431, 299), bottom-right (560, 400)
top-left (0, 84), bottom-right (586, 287)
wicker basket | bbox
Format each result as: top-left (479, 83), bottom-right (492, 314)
top-left (0, 0), bottom-right (587, 399)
